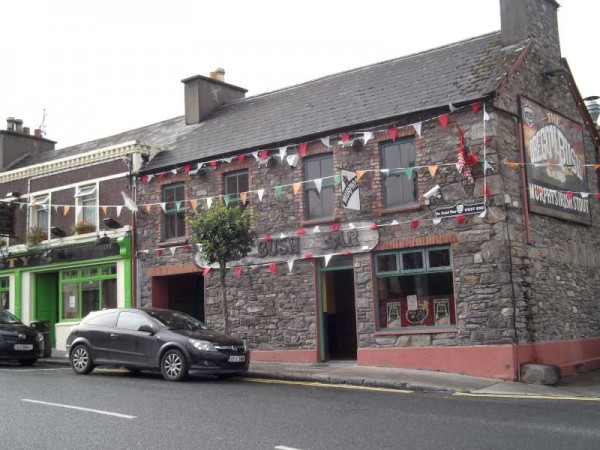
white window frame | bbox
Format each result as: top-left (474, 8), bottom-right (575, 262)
top-left (31, 194), bottom-right (50, 233)
top-left (74, 184), bottom-right (97, 227)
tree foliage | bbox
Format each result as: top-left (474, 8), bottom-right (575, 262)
top-left (187, 202), bottom-right (255, 333)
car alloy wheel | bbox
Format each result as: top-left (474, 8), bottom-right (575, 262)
top-left (71, 345), bottom-right (94, 375)
top-left (161, 349), bottom-right (187, 382)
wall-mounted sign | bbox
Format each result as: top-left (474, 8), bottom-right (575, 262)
top-left (341, 170), bottom-right (361, 210)
top-left (434, 202), bottom-right (485, 219)
top-left (195, 220), bottom-right (379, 268)
top-left (520, 96), bottom-right (591, 224)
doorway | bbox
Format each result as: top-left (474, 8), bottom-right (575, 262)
top-left (319, 261), bottom-right (357, 361)
top-left (35, 273), bottom-right (59, 348)
top-left (152, 274), bottom-right (205, 322)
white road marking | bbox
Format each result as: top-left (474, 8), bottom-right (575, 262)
top-left (22, 399), bottom-right (136, 419)
top-left (0, 367), bottom-right (70, 372)
top-left (275, 446), bottom-right (303, 450)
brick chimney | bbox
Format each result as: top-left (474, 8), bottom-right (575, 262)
top-left (0, 118), bottom-right (56, 171)
top-left (500, 0), bottom-right (561, 65)
top-left (182, 68), bottom-right (247, 125)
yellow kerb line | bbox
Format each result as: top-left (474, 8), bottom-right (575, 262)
top-left (454, 392), bottom-right (600, 402)
top-left (242, 377), bottom-right (412, 394)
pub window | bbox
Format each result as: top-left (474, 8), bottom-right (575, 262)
top-left (223, 170), bottom-right (249, 206)
top-left (162, 183), bottom-right (185, 241)
top-left (59, 264), bottom-right (117, 321)
top-left (380, 139), bottom-right (417, 208)
top-left (75, 185), bottom-right (97, 228)
top-left (304, 154), bottom-right (334, 219)
top-left (376, 246), bottom-right (455, 331)
top-left (31, 195), bottom-right (49, 232)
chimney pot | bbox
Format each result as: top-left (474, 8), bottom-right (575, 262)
top-left (14, 119), bottom-right (23, 133)
top-left (23, 127), bottom-right (30, 135)
top-left (34, 128), bottom-right (43, 138)
top-left (214, 68), bottom-right (225, 82)
top-left (584, 96), bottom-right (600, 124)
top-left (6, 117), bottom-right (15, 132)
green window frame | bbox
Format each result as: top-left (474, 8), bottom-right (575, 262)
top-left (0, 277), bottom-right (10, 310)
top-left (59, 264), bottom-right (118, 321)
top-left (223, 170), bottom-right (249, 206)
top-left (304, 154), bottom-right (334, 219)
top-left (375, 246), bottom-right (455, 331)
top-left (162, 183), bottom-right (186, 241)
top-left (380, 138), bottom-right (417, 208)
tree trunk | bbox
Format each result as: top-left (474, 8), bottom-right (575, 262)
top-left (220, 263), bottom-right (229, 334)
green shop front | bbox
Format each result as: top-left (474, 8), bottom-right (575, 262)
top-left (0, 236), bottom-right (132, 351)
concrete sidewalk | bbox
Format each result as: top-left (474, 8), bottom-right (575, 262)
top-left (40, 352), bottom-right (600, 399)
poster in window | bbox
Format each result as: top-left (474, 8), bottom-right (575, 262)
top-left (403, 298), bottom-right (431, 327)
top-left (386, 302), bottom-right (401, 328)
top-left (407, 295), bottom-right (418, 311)
top-left (434, 298), bottom-right (450, 326)
top-left (1, 292), bottom-right (8, 310)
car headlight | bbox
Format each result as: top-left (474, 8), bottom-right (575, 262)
top-left (36, 332), bottom-right (44, 342)
top-left (189, 339), bottom-right (217, 352)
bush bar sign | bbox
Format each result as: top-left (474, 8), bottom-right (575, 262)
top-left (519, 96), bottom-right (591, 224)
top-left (341, 170), bottom-right (360, 210)
top-left (434, 201), bottom-right (485, 219)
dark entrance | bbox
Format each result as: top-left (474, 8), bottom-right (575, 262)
top-left (319, 262), bottom-right (357, 361)
top-left (152, 274), bottom-right (205, 322)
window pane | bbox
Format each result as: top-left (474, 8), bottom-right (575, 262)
top-left (82, 267), bottom-right (97, 278)
top-left (377, 254), bottom-right (397, 273)
top-left (381, 140), bottom-right (417, 208)
top-left (429, 249), bottom-right (451, 268)
top-left (37, 209), bottom-right (48, 230)
top-left (402, 251), bottom-right (424, 271)
top-left (82, 280), bottom-right (99, 318)
top-left (62, 283), bottom-right (79, 320)
top-left (117, 312), bottom-right (151, 331)
top-left (85, 311), bottom-right (118, 327)
top-left (102, 279), bottom-right (117, 309)
top-left (304, 155), bottom-right (333, 219)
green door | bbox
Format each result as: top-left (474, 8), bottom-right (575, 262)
top-left (35, 273), bottom-right (58, 349)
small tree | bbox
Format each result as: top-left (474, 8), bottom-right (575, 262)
top-left (187, 202), bottom-right (255, 333)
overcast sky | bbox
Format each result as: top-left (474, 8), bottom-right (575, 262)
top-left (1, 0), bottom-right (597, 149)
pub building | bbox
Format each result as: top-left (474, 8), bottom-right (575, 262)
top-left (3, 0), bottom-right (599, 380)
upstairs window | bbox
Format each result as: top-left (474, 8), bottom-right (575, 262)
top-left (223, 170), bottom-right (249, 206)
top-left (31, 195), bottom-right (49, 231)
top-left (75, 185), bottom-right (97, 229)
top-left (304, 154), bottom-right (334, 219)
top-left (380, 139), bottom-right (417, 208)
top-left (162, 183), bottom-right (185, 241)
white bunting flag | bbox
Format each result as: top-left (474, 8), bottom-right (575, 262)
top-left (116, 206), bottom-right (123, 217)
top-left (197, 163), bottom-right (205, 171)
top-left (448, 103), bottom-right (458, 113)
top-left (257, 189), bottom-right (265, 202)
top-left (412, 122), bottom-right (422, 136)
top-left (380, 169), bottom-right (390, 174)
top-left (349, 223), bottom-right (355, 229)
top-left (456, 163), bottom-right (463, 173)
top-left (287, 260), bottom-right (295, 273)
top-left (483, 111), bottom-right (490, 121)
top-left (206, 198), bottom-right (213, 209)
top-left (223, 157), bottom-right (233, 163)
top-left (252, 151), bottom-right (260, 161)
top-left (280, 233), bottom-right (287, 239)
top-left (362, 132), bottom-right (373, 144)
top-left (320, 137), bottom-right (332, 148)
top-left (479, 208), bottom-right (487, 218)
top-left (484, 161), bottom-right (495, 172)
top-left (169, 247), bottom-right (177, 256)
top-left (286, 154), bottom-right (299, 168)
top-left (314, 178), bottom-right (322, 194)
top-left (432, 217), bottom-right (442, 225)
top-left (278, 146), bottom-right (288, 160)
top-left (324, 254), bottom-right (333, 267)
top-left (361, 245), bottom-right (369, 251)
top-left (147, 174), bottom-right (154, 182)
top-left (391, 220), bottom-right (399, 225)
top-left (171, 169), bottom-right (178, 175)
top-left (313, 226), bottom-right (321, 233)
top-left (581, 192), bottom-right (590, 199)
top-left (160, 203), bottom-right (167, 213)
top-left (121, 191), bottom-right (138, 212)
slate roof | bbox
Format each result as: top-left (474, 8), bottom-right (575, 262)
top-left (14, 31), bottom-right (527, 172)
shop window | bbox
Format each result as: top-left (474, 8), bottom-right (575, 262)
top-left (304, 154), bottom-right (334, 219)
top-left (162, 183), bottom-right (185, 241)
top-left (59, 264), bottom-right (117, 321)
top-left (380, 139), bottom-right (417, 208)
top-left (376, 246), bottom-right (455, 330)
top-left (75, 185), bottom-right (97, 228)
top-left (223, 170), bottom-right (249, 206)
top-left (31, 195), bottom-right (49, 231)
top-left (0, 277), bottom-right (10, 310)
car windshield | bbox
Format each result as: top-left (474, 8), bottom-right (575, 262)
top-left (0, 310), bottom-right (21, 325)
top-left (145, 310), bottom-right (208, 331)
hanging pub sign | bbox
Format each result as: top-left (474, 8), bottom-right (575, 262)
top-left (519, 96), bottom-right (591, 225)
top-left (434, 201), bottom-right (485, 219)
top-left (341, 170), bottom-right (361, 210)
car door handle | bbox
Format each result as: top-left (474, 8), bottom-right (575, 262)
top-left (110, 333), bottom-right (119, 339)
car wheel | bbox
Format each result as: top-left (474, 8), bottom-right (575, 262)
top-left (70, 345), bottom-right (95, 375)
top-left (19, 359), bottom-right (37, 366)
top-left (161, 349), bottom-right (187, 382)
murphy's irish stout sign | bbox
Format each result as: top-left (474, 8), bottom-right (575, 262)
top-left (520, 96), bottom-right (591, 224)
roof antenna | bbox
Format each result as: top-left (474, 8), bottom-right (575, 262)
top-left (38, 108), bottom-right (47, 136)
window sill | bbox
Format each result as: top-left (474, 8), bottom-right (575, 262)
top-left (300, 217), bottom-right (337, 227)
top-left (380, 203), bottom-right (421, 215)
top-left (375, 327), bottom-right (457, 336)
top-left (158, 238), bottom-right (188, 247)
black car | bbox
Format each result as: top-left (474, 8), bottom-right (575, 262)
top-left (65, 308), bottom-right (249, 381)
top-left (0, 310), bottom-right (45, 365)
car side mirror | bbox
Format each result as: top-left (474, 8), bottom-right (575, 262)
top-left (138, 324), bottom-right (156, 335)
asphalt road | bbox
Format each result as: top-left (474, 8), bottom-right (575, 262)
top-left (1, 362), bottom-right (599, 450)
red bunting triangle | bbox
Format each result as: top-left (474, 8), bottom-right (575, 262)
top-left (343, 250), bottom-right (351, 256)
top-left (566, 191), bottom-right (574, 200)
top-left (140, 175), bottom-right (148, 184)
top-left (370, 223), bottom-right (378, 230)
top-left (236, 267), bottom-right (242, 278)
top-left (484, 186), bottom-right (492, 198)
top-left (388, 128), bottom-right (398, 141)
top-left (210, 160), bottom-right (217, 167)
top-left (184, 164), bottom-right (191, 175)
top-left (264, 234), bottom-right (271, 241)
top-left (472, 102), bottom-right (481, 114)
top-left (202, 266), bottom-right (211, 276)
top-left (331, 223), bottom-right (339, 232)
top-left (297, 228), bottom-right (305, 235)
top-left (457, 215), bottom-right (465, 225)
top-left (238, 155), bottom-right (245, 162)
top-left (535, 187), bottom-right (543, 196)
top-left (183, 244), bottom-right (191, 250)
top-left (156, 249), bottom-right (163, 256)
top-left (158, 173), bottom-right (165, 180)
top-left (269, 263), bottom-right (276, 274)
top-left (299, 143), bottom-right (308, 157)
top-left (438, 114), bottom-right (449, 129)
top-left (411, 220), bottom-right (419, 229)
top-left (597, 193), bottom-right (600, 199)
top-left (341, 133), bottom-right (350, 142)
top-left (305, 253), bottom-right (313, 259)
top-left (484, 135), bottom-right (489, 144)
top-left (259, 150), bottom-right (269, 160)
